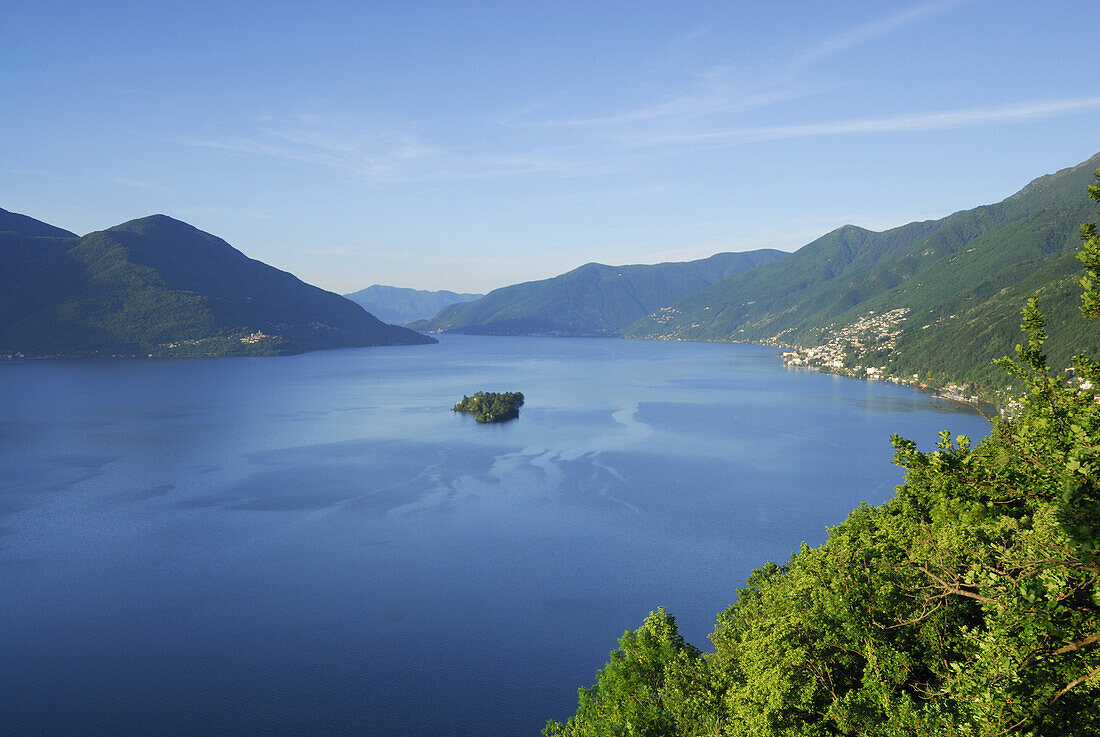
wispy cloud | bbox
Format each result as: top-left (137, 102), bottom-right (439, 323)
top-left (525, 83), bottom-right (810, 129)
top-left (180, 113), bottom-right (634, 183)
top-left (622, 97), bottom-right (1100, 147)
top-left (495, 1), bottom-right (1100, 157)
top-left (177, 1), bottom-right (1092, 186)
top-left (512, 0), bottom-right (971, 131)
top-left (796, 0), bottom-right (971, 69)
top-left (182, 119), bottom-right (441, 183)
top-left (179, 94), bottom-right (1100, 186)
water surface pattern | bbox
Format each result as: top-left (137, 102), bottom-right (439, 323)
top-left (0, 336), bottom-right (990, 736)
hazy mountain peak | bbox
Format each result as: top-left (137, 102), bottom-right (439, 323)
top-left (344, 284), bottom-right (484, 326)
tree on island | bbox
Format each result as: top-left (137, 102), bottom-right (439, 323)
top-left (545, 174), bottom-right (1100, 736)
top-left (453, 391), bottom-right (524, 423)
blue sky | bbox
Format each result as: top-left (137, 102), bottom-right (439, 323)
top-left (3, 0), bottom-right (1099, 294)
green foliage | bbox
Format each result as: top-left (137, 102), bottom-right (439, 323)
top-left (452, 391), bottom-right (525, 423)
top-left (1079, 169), bottom-right (1100, 319)
top-left (544, 608), bottom-right (701, 737)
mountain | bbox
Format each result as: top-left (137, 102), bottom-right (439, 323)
top-left (344, 284), bottom-right (483, 325)
top-left (0, 209), bottom-right (84, 341)
top-left (625, 152), bottom-right (1100, 388)
top-left (411, 249), bottom-right (787, 336)
top-left (0, 210), bottom-right (435, 357)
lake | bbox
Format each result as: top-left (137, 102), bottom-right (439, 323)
top-left (0, 335), bottom-right (991, 736)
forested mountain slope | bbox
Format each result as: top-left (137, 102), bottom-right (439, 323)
top-left (626, 152), bottom-right (1100, 388)
top-left (0, 210), bottom-right (434, 357)
top-left (411, 249), bottom-right (786, 336)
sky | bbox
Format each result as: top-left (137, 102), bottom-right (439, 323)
top-left (3, 0), bottom-right (1099, 294)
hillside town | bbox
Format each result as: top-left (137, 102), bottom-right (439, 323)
top-left (771, 307), bottom-right (989, 407)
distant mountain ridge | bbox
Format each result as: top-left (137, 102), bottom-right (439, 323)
top-left (0, 209), bottom-right (435, 357)
top-left (625, 151), bottom-right (1100, 388)
top-left (411, 249), bottom-right (787, 336)
top-left (344, 284), bottom-right (483, 325)
top-left (8, 151), bottom-right (1098, 381)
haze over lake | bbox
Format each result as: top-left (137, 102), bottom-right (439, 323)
top-left (0, 336), bottom-right (990, 737)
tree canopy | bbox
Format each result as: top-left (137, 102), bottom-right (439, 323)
top-left (452, 391), bottom-right (524, 423)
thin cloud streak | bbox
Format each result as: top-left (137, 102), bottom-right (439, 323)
top-left (173, 2), bottom-right (1084, 186)
top-left (179, 128), bottom-right (628, 184)
top-left (623, 97), bottom-right (1100, 147)
top-left (179, 96), bottom-right (1100, 185)
top-left (797, 0), bottom-right (971, 69)
top-left (178, 114), bottom-right (460, 182)
top-left (524, 78), bottom-right (812, 129)
top-left (513, 0), bottom-right (969, 130)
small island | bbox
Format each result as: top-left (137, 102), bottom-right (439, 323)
top-left (453, 391), bottom-right (525, 423)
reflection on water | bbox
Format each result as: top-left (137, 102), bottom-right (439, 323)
top-left (0, 336), bottom-right (990, 737)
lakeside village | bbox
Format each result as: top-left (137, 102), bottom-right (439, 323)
top-left (769, 307), bottom-right (1095, 415)
top-left (769, 307), bottom-right (957, 387)
top-left (770, 307), bottom-right (997, 409)
top-left (647, 305), bottom-right (994, 406)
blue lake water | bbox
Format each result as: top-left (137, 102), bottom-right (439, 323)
top-left (0, 335), bottom-right (991, 736)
